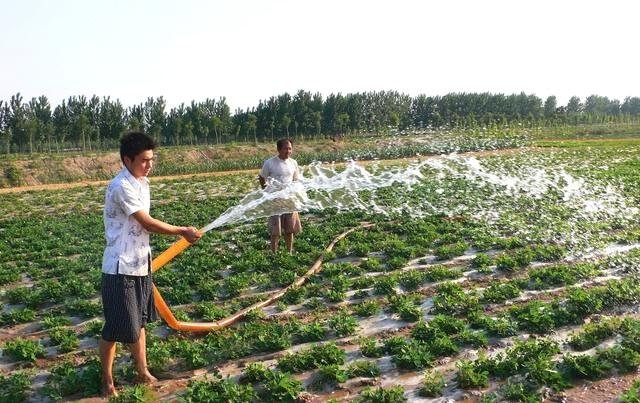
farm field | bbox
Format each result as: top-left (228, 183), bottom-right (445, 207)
top-left (2, 135), bottom-right (640, 402)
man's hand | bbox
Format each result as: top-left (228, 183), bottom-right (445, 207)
top-left (181, 227), bottom-right (202, 243)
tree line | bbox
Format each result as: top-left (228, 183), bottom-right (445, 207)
top-left (1, 91), bottom-right (639, 154)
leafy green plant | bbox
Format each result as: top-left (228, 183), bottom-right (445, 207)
top-left (471, 253), bottom-right (492, 269)
top-left (357, 385), bottom-right (406, 402)
top-left (260, 371), bottom-right (303, 402)
top-left (418, 370), bottom-right (445, 397)
top-left (312, 364), bottom-right (348, 389)
top-left (182, 374), bottom-right (255, 403)
top-left (329, 310), bottom-right (358, 336)
top-left (360, 258), bottom-right (382, 272)
top-left (423, 265), bottom-right (463, 282)
top-left (432, 281), bottom-right (479, 315)
top-left (1, 308), bottom-right (36, 326)
top-left (398, 269), bottom-right (425, 291)
top-left (0, 371), bottom-right (31, 402)
top-left (568, 317), bottom-right (620, 351)
top-left (373, 275), bottom-right (398, 296)
top-left (359, 337), bottom-right (384, 358)
top-left (294, 320), bottom-right (327, 343)
top-left (353, 300), bottom-right (381, 317)
top-left (620, 379), bottom-right (640, 403)
top-left (109, 384), bottom-right (155, 402)
top-left (560, 353), bottom-right (613, 380)
top-left (277, 343), bottom-right (346, 373)
top-left (281, 286), bottom-right (306, 304)
top-left (482, 280), bottom-right (522, 304)
top-left (240, 362), bottom-right (269, 383)
top-left (455, 359), bottom-right (489, 389)
top-left (41, 314), bottom-right (72, 329)
top-left (65, 299), bottom-right (102, 317)
top-left (494, 253), bottom-right (517, 272)
top-left (392, 340), bottom-right (434, 370)
top-left (49, 327), bottom-right (80, 353)
top-left (435, 242), bottom-right (469, 260)
top-left (347, 360), bottom-right (380, 378)
top-left (42, 360), bottom-right (82, 400)
top-left (84, 319), bottom-right (104, 337)
top-left (3, 337), bottom-right (46, 362)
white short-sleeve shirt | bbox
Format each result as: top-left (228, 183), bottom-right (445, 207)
top-left (259, 156), bottom-right (300, 185)
top-left (102, 167), bottom-right (151, 276)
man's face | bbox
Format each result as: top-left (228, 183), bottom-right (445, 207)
top-left (278, 141), bottom-right (292, 160)
top-left (124, 149), bottom-right (154, 179)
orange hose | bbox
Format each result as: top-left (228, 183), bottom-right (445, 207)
top-left (151, 223), bottom-right (373, 332)
top-left (151, 236), bottom-right (193, 273)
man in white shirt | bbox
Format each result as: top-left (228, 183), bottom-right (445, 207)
top-left (258, 138), bottom-right (302, 253)
top-left (100, 131), bottom-right (201, 398)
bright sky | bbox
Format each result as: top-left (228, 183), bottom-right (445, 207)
top-left (1, 0), bottom-right (638, 111)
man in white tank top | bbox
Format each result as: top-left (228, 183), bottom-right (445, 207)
top-left (258, 138), bottom-right (302, 253)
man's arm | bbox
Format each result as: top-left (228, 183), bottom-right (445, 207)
top-left (131, 211), bottom-right (201, 243)
top-left (258, 175), bottom-right (267, 189)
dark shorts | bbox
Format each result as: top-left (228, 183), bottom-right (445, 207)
top-left (268, 212), bottom-right (302, 236)
top-left (101, 263), bottom-right (157, 344)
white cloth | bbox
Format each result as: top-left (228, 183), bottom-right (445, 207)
top-left (259, 156), bottom-right (300, 185)
top-left (102, 167), bottom-right (151, 276)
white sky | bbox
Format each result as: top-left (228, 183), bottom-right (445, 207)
top-left (1, 0), bottom-right (638, 111)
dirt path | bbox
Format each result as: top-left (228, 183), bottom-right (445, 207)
top-left (0, 147), bottom-right (531, 195)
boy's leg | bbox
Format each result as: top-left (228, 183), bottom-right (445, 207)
top-left (99, 338), bottom-right (118, 397)
top-left (129, 328), bottom-right (157, 384)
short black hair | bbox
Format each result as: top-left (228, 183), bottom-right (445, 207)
top-left (277, 138), bottom-right (293, 150)
top-left (120, 131), bottom-right (157, 163)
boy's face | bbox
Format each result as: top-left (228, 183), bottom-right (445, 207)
top-left (124, 149), bottom-right (154, 178)
top-left (278, 141), bottom-right (292, 160)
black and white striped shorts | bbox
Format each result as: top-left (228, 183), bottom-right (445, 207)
top-left (101, 263), bottom-right (158, 343)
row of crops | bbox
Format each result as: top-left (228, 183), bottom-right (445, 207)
top-left (1, 137), bottom-right (640, 401)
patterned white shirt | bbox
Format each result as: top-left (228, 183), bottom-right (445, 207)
top-left (102, 167), bottom-right (151, 276)
top-left (259, 156), bottom-right (300, 185)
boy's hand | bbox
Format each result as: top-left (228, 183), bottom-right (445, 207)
top-left (181, 227), bottom-right (202, 243)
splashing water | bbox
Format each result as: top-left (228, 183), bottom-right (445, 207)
top-left (201, 160), bottom-right (426, 232)
top-left (200, 153), bottom-right (639, 256)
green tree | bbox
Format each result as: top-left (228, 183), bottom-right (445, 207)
top-left (544, 96), bottom-right (557, 118)
top-left (247, 113), bottom-right (258, 144)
